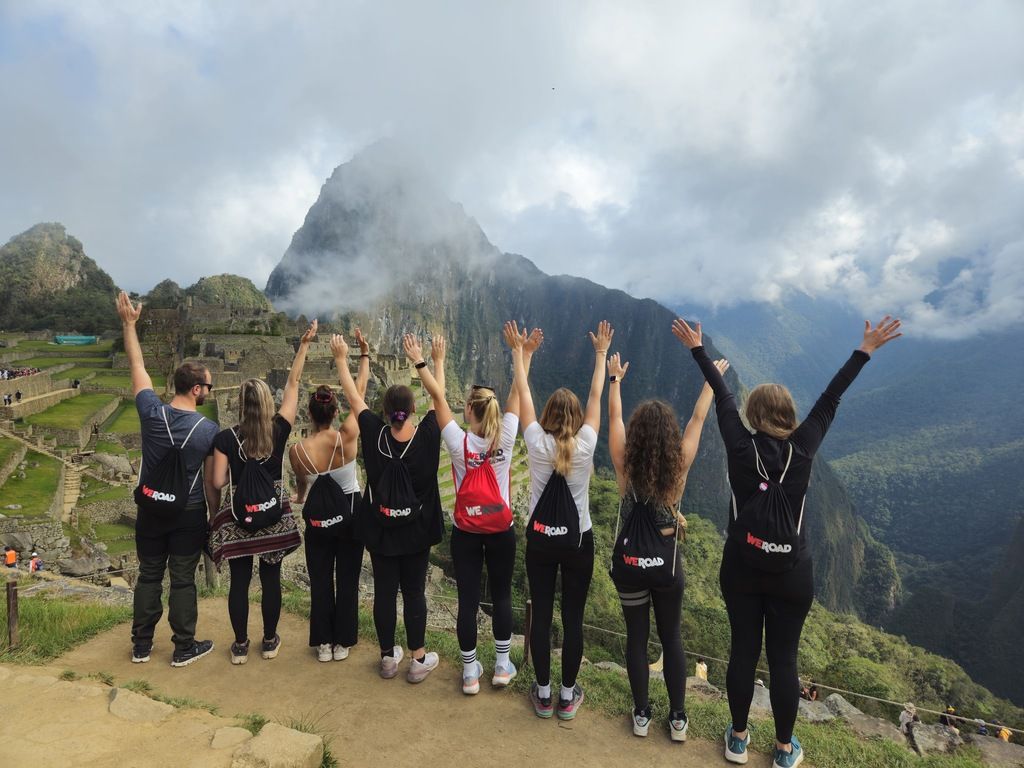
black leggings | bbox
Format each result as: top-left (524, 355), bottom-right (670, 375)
top-left (617, 560), bottom-right (686, 714)
top-left (720, 546), bottom-right (813, 744)
top-left (228, 556), bottom-right (282, 644)
top-left (451, 526), bottom-right (516, 652)
top-left (526, 530), bottom-right (594, 689)
top-left (305, 529), bottom-right (364, 648)
top-left (370, 549), bottom-right (429, 652)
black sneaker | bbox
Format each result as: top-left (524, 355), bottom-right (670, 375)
top-left (261, 634), bottom-right (281, 660)
top-left (131, 644), bottom-right (152, 664)
top-left (231, 639), bottom-right (250, 665)
top-left (171, 639), bottom-right (214, 668)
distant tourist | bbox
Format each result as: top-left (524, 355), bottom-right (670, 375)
top-left (207, 321), bottom-right (316, 665)
top-left (940, 705), bottom-right (960, 731)
top-left (696, 657), bottom-right (709, 682)
top-left (28, 552), bottom-right (43, 573)
top-left (675, 313), bottom-right (902, 768)
top-left (415, 326), bottom-right (542, 695)
top-left (975, 719), bottom-right (988, 737)
top-left (14, 390), bottom-right (21, 403)
top-left (288, 330), bottom-right (370, 664)
top-left (899, 703), bottom-right (917, 735)
top-left (118, 290), bottom-right (220, 668)
top-left (997, 723), bottom-right (1012, 742)
top-left (808, 681), bottom-right (819, 701)
top-left (331, 331), bottom-right (445, 684)
top-left (509, 320), bottom-right (612, 721)
top-left (3, 546), bottom-right (16, 568)
top-left (605, 341), bottom-right (723, 741)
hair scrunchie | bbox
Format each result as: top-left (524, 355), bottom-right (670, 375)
top-left (389, 410), bottom-right (409, 422)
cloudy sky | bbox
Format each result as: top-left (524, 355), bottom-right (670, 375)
top-left (1, 1), bottom-right (1022, 337)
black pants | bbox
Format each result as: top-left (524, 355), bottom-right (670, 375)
top-left (720, 543), bottom-right (813, 744)
top-left (305, 528), bottom-right (364, 648)
top-left (450, 526), bottom-right (516, 652)
top-left (132, 505), bottom-right (206, 652)
top-left (370, 548), bottom-right (429, 652)
top-left (526, 529), bottom-right (594, 689)
top-left (228, 556), bottom-right (283, 644)
top-left (617, 558), bottom-right (686, 714)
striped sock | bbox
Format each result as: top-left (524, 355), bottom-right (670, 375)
top-left (461, 647), bottom-right (478, 677)
top-left (494, 637), bottom-right (512, 668)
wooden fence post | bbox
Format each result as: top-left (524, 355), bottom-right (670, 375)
top-left (6, 581), bottom-right (18, 650)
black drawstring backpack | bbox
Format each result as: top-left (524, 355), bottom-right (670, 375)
top-left (525, 470), bottom-right (581, 552)
top-left (134, 408), bottom-right (207, 517)
top-left (366, 426), bottom-right (422, 527)
top-left (298, 434), bottom-right (358, 534)
top-left (729, 441), bottom-right (804, 573)
top-left (229, 428), bottom-right (283, 532)
top-left (610, 491), bottom-right (680, 590)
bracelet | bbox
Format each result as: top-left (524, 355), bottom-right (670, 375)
top-left (360, 353), bottom-right (370, 358)
top-left (414, 361), bottom-right (427, 369)
top-left (596, 350), bottom-right (608, 355)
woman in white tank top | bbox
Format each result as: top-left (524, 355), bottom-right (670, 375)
top-left (288, 330), bottom-right (370, 663)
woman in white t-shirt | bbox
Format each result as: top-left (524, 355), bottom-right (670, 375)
top-left (417, 328), bottom-right (543, 695)
top-left (507, 319), bottom-right (613, 721)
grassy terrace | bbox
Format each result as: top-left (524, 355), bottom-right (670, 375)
top-left (82, 372), bottom-right (131, 389)
top-left (77, 478), bottom-right (130, 506)
top-left (26, 394), bottom-right (119, 430)
top-left (0, 450), bottom-right (62, 517)
top-left (1, 339), bottom-right (114, 354)
top-left (0, 437), bottom-right (24, 474)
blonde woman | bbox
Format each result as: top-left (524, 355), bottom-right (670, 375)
top-left (207, 320), bottom-right (317, 665)
top-left (507, 319), bottom-right (612, 721)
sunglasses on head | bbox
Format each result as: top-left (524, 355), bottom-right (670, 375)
top-left (470, 383), bottom-right (495, 392)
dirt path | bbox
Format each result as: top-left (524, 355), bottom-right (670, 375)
top-left (48, 597), bottom-right (771, 767)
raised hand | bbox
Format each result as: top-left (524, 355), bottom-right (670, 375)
top-left (329, 334), bottom-right (349, 359)
top-left (713, 358), bottom-right (730, 376)
top-left (859, 316), bottom-right (902, 355)
top-left (671, 317), bottom-right (702, 349)
top-left (431, 335), bottom-right (446, 363)
top-left (589, 320), bottom-right (613, 353)
top-left (524, 327), bottom-right (544, 355)
top-left (299, 319), bottom-right (318, 345)
top-left (402, 333), bottom-right (424, 363)
top-left (354, 327), bottom-right (369, 354)
top-left (116, 291), bottom-right (142, 325)
top-left (607, 352), bottom-right (629, 380)
top-left (503, 321), bottom-right (525, 351)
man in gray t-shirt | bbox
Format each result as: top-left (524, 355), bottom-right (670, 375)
top-left (117, 291), bottom-right (218, 668)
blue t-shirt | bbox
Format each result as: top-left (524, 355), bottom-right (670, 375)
top-left (136, 389), bottom-right (219, 508)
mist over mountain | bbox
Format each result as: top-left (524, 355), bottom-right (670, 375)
top-left (0, 223), bottom-right (118, 333)
top-left (266, 145), bottom-right (899, 618)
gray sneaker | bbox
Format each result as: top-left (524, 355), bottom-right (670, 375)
top-left (407, 651), bottom-right (439, 683)
top-left (380, 646), bottom-right (404, 679)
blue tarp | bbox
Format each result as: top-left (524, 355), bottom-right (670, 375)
top-left (53, 336), bottom-right (99, 345)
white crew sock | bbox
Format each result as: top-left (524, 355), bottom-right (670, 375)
top-left (494, 637), bottom-right (511, 668)
top-left (461, 647), bottom-right (478, 677)
top-left (560, 684), bottom-right (575, 702)
top-left (536, 683), bottom-right (551, 699)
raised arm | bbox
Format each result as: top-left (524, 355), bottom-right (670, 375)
top-left (792, 316), bottom-right (901, 454)
top-left (116, 291), bottom-right (154, 396)
top-left (607, 352), bottom-right (630, 494)
top-left (354, 328), bottom-right (371, 398)
top-left (403, 334), bottom-right (452, 427)
top-left (505, 328), bottom-right (542, 418)
top-left (505, 321), bottom-right (536, 429)
top-left (672, 317), bottom-right (749, 453)
top-left (331, 334), bottom-right (368, 417)
top-left (430, 335), bottom-right (446, 414)
top-left (681, 359), bottom-right (729, 469)
top-left (583, 320), bottom-right (613, 432)
top-left (279, 319), bottom-right (317, 425)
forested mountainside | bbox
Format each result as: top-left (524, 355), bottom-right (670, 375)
top-left (265, 145), bottom-right (899, 618)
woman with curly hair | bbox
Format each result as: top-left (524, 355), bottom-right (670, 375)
top-left (607, 350), bottom-right (728, 741)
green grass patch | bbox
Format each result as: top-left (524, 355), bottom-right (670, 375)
top-left (26, 393), bottom-right (118, 430)
top-left (93, 439), bottom-right (126, 455)
top-left (0, 592), bottom-right (132, 663)
top-left (7, 339), bottom-right (113, 353)
top-left (59, 365), bottom-right (114, 380)
top-left (0, 450), bottom-right (62, 517)
top-left (103, 402), bottom-right (139, 434)
top-left (0, 437), bottom-right (24, 473)
top-left (84, 373), bottom-right (130, 389)
top-left (78, 480), bottom-right (129, 506)
top-left (238, 712), bottom-right (269, 735)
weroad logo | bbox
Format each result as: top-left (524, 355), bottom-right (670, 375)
top-left (622, 554), bottom-right (665, 569)
top-left (245, 498), bottom-right (278, 514)
top-left (466, 504), bottom-right (505, 517)
top-left (310, 514), bottom-right (346, 528)
top-left (532, 520), bottom-right (568, 537)
top-left (380, 505), bottom-right (412, 518)
top-left (746, 531), bottom-right (792, 553)
top-left (141, 485), bottom-right (175, 503)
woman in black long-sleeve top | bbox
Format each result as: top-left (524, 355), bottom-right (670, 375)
top-left (672, 315), bottom-right (901, 768)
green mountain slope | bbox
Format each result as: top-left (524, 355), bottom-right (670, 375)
top-left (265, 145), bottom-right (898, 617)
top-left (0, 223), bottom-right (118, 333)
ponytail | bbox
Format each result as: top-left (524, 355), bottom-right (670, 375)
top-left (238, 378), bottom-right (275, 459)
top-left (538, 388), bottom-right (584, 475)
top-left (467, 386), bottom-right (502, 452)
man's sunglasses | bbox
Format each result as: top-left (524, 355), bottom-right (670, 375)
top-left (197, 382), bottom-right (214, 392)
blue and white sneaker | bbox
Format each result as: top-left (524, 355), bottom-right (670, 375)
top-left (492, 660), bottom-right (517, 687)
top-left (772, 736), bottom-right (803, 768)
top-left (462, 661), bottom-right (483, 695)
top-left (725, 724), bottom-right (750, 764)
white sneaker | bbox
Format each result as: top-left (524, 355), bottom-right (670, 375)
top-left (492, 660), bottom-right (518, 687)
top-left (317, 644), bottom-right (333, 663)
top-left (633, 708), bottom-right (651, 737)
top-left (669, 713), bottom-right (689, 742)
top-left (463, 661), bottom-right (483, 695)
top-left (407, 651), bottom-right (439, 683)
top-left (332, 644), bottom-right (350, 661)
top-left (380, 646), bottom-right (404, 679)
